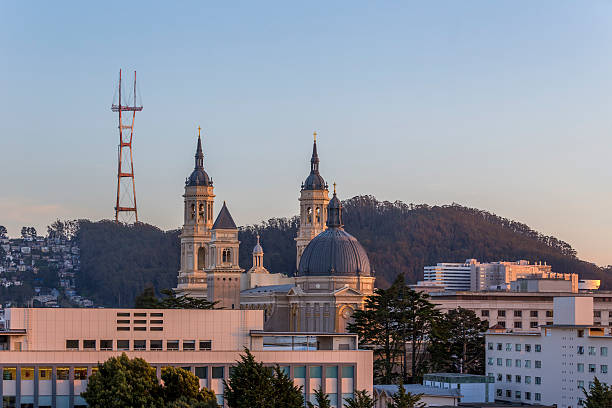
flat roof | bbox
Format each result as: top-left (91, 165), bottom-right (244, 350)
top-left (374, 384), bottom-right (461, 398)
top-left (423, 373), bottom-right (494, 383)
top-left (250, 331), bottom-right (357, 337)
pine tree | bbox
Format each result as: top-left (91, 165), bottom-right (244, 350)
top-left (386, 384), bottom-right (425, 408)
top-left (307, 386), bottom-right (331, 408)
top-left (582, 377), bottom-right (612, 408)
top-left (344, 389), bottom-right (375, 408)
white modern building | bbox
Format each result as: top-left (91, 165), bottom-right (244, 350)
top-left (486, 296), bottom-right (612, 408)
top-left (0, 308), bottom-right (372, 407)
top-left (423, 260), bottom-right (477, 291)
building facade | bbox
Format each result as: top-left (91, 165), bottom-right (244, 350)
top-left (485, 296), bottom-right (612, 408)
top-left (0, 308), bottom-right (372, 408)
top-left (423, 260), bottom-right (477, 291)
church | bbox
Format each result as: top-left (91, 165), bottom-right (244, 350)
top-left (175, 130), bottom-right (375, 332)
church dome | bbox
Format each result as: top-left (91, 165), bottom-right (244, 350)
top-left (253, 234), bottom-right (264, 254)
top-left (301, 136), bottom-right (327, 191)
top-left (185, 133), bottom-right (213, 187)
top-left (298, 188), bottom-right (371, 277)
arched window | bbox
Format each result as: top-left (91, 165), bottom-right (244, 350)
top-left (306, 207), bottom-right (312, 224)
top-left (190, 204), bottom-right (196, 220)
top-left (198, 203), bottom-right (205, 220)
top-left (222, 248), bottom-right (231, 263)
top-left (197, 247), bottom-right (206, 270)
top-left (315, 207), bottom-right (321, 224)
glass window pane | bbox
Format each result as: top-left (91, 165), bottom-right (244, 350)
top-left (39, 367), bottom-right (52, 380)
top-left (195, 367), bottom-right (207, 379)
top-left (3, 367), bottom-right (16, 380)
top-left (57, 367), bottom-right (70, 380)
top-left (294, 366), bottom-right (306, 378)
top-left (309, 366), bottom-right (322, 378)
top-left (21, 367), bottom-right (34, 380)
top-left (342, 366), bottom-right (354, 378)
top-left (74, 367), bottom-right (88, 380)
top-left (212, 366), bottom-right (224, 379)
top-left (325, 366), bottom-right (338, 378)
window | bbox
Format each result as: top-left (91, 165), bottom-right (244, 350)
top-left (515, 359), bottom-right (521, 368)
top-left (546, 310), bottom-right (553, 318)
top-left (117, 312), bottom-right (130, 317)
top-left (150, 320), bottom-right (163, 324)
top-left (134, 327), bottom-right (146, 331)
top-left (2, 368), bottom-right (15, 380)
top-left (326, 366), bottom-right (338, 378)
top-left (525, 360), bottom-right (531, 368)
top-left (525, 376), bottom-right (531, 384)
top-left (134, 340), bottom-right (146, 350)
top-left (497, 321), bottom-right (506, 328)
top-left (306, 207), bottom-right (312, 224)
top-left (167, 340), bottom-right (179, 351)
top-left (602, 347), bottom-right (609, 357)
top-left (21, 367), bottom-right (34, 380)
top-left (150, 327), bottom-right (163, 331)
top-left (506, 343), bottom-right (512, 351)
top-left (578, 363), bottom-right (584, 372)
top-left (589, 364), bottom-right (596, 373)
top-left (530, 321), bottom-right (538, 328)
top-left (525, 392), bottom-right (531, 400)
top-left (496, 389), bottom-right (502, 397)
top-left (530, 310), bottom-right (538, 317)
top-left (578, 346), bottom-right (585, 355)
top-left (535, 393), bottom-right (541, 401)
top-left (578, 380), bottom-right (584, 389)
top-left (535, 360), bottom-right (542, 368)
top-left (498, 310), bottom-right (506, 317)
top-left (488, 342), bottom-right (493, 350)
top-left (506, 359), bottom-right (512, 367)
top-left (487, 358), bottom-right (493, 366)
top-left (535, 376), bottom-right (542, 385)
top-left (515, 375), bottom-right (521, 383)
top-left (535, 344), bottom-right (542, 352)
top-left (482, 310), bottom-right (489, 317)
top-left (506, 374), bottom-right (512, 382)
top-left (497, 358), bottom-right (502, 366)
top-left (506, 390), bottom-right (512, 398)
top-left (151, 312), bottom-right (163, 317)
top-left (602, 365), bottom-right (608, 374)
top-left (514, 321), bottom-right (522, 329)
top-left (525, 344), bottom-right (531, 352)
top-left (74, 367), bottom-right (87, 380)
top-left (117, 340), bottom-right (130, 350)
top-left (222, 248), bottom-right (231, 263)
top-left (578, 329), bottom-right (585, 338)
top-left (100, 340), bottom-right (112, 350)
top-left (195, 367), bottom-right (207, 379)
top-left (133, 320), bottom-right (146, 324)
top-left (589, 346), bottom-right (596, 355)
top-left (212, 367), bottom-right (224, 379)
top-left (134, 312), bottom-right (146, 317)
top-left (515, 391), bottom-right (521, 399)
top-left (589, 381), bottom-right (594, 389)
top-left (294, 366), bottom-right (306, 378)
top-left (57, 367), bottom-right (69, 380)
top-left (200, 340), bottom-right (212, 350)
top-left (183, 340), bottom-right (196, 351)
top-left (315, 207), bottom-right (321, 223)
top-left (66, 340), bottom-right (79, 350)
top-left (39, 367), bottom-right (52, 380)
top-left (497, 373), bottom-right (502, 381)
top-left (497, 343), bottom-right (503, 351)
top-left (594, 310), bottom-right (602, 318)
top-left (310, 366), bottom-right (322, 378)
top-left (515, 344), bottom-right (521, 351)
top-left (342, 366), bottom-right (355, 378)
top-left (117, 327), bottom-right (130, 331)
top-left (514, 310), bottom-right (522, 317)
top-left (83, 340), bottom-right (96, 349)
top-left (150, 340), bottom-right (162, 350)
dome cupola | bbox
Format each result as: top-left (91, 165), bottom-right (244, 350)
top-left (186, 128), bottom-right (213, 187)
top-left (301, 132), bottom-right (327, 191)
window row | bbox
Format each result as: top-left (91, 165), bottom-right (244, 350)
top-left (488, 343), bottom-right (542, 352)
top-left (65, 339), bottom-right (212, 351)
top-left (496, 389), bottom-right (541, 401)
top-left (483, 310), bottom-right (553, 318)
top-left (494, 373), bottom-right (542, 384)
top-left (2, 367), bottom-right (89, 381)
top-left (116, 320), bottom-right (164, 324)
top-left (577, 363), bottom-right (608, 374)
top-left (488, 358), bottom-right (542, 369)
top-left (116, 312), bottom-right (163, 317)
top-left (577, 346), bottom-right (608, 356)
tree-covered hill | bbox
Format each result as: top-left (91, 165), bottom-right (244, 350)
top-left (75, 196), bottom-right (610, 307)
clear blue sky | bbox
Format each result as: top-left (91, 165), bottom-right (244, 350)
top-left (1, 1), bottom-right (611, 266)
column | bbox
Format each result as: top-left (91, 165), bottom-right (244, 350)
top-left (16, 366), bottom-right (21, 408)
top-left (34, 365), bottom-right (39, 408)
top-left (69, 366), bottom-right (74, 408)
top-left (52, 366), bottom-right (57, 408)
top-left (0, 366), bottom-right (3, 405)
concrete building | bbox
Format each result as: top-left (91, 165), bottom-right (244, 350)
top-left (579, 279), bottom-right (601, 291)
top-left (430, 290), bottom-right (612, 332)
top-left (485, 296), bottom-right (612, 408)
top-left (423, 260), bottom-right (476, 291)
top-left (423, 373), bottom-right (495, 403)
top-left (373, 384), bottom-right (461, 407)
top-left (0, 308), bottom-right (372, 407)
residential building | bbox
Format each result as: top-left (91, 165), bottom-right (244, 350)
top-left (0, 307), bottom-right (372, 407)
top-left (373, 384), bottom-right (461, 407)
top-left (423, 373), bottom-right (495, 403)
top-left (485, 296), bottom-right (612, 408)
top-left (423, 260), bottom-right (477, 291)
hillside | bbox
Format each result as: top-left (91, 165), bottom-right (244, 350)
top-left (75, 196), bottom-right (610, 307)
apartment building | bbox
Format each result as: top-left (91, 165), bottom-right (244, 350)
top-left (0, 308), bottom-right (372, 408)
top-left (423, 260), bottom-right (477, 291)
top-left (485, 296), bottom-right (612, 408)
top-left (430, 291), bottom-right (612, 332)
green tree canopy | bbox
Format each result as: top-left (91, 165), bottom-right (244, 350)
top-left (582, 377), bottom-right (612, 408)
top-left (386, 384), bottom-right (425, 408)
top-left (161, 367), bottom-right (218, 407)
top-left (343, 390), bottom-right (375, 408)
top-left (133, 287), bottom-right (218, 309)
top-left (307, 386), bottom-right (331, 408)
top-left (224, 349), bottom-right (304, 408)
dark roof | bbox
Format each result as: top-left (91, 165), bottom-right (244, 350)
top-left (302, 139), bottom-right (327, 191)
top-left (212, 202), bottom-right (237, 229)
top-left (186, 135), bottom-right (213, 187)
top-left (374, 384), bottom-right (461, 398)
top-left (241, 284), bottom-right (295, 295)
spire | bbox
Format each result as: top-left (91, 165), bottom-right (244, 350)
top-left (195, 127), bottom-right (204, 169)
top-left (310, 131), bottom-right (319, 173)
top-left (326, 183), bottom-right (343, 228)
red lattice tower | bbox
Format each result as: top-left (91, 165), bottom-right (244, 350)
top-left (112, 69), bottom-right (143, 223)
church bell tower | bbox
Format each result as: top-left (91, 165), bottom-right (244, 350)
top-left (295, 132), bottom-right (330, 270)
top-left (175, 127), bottom-right (215, 298)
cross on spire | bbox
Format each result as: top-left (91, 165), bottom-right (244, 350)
top-left (198, 126), bottom-right (202, 138)
top-left (333, 182), bottom-right (336, 194)
top-left (313, 131), bottom-right (317, 142)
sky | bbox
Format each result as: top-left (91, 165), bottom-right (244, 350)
top-left (1, 1), bottom-right (611, 266)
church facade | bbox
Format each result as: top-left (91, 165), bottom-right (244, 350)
top-left (175, 131), bottom-right (375, 332)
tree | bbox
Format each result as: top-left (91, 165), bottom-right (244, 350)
top-left (161, 367), bottom-right (218, 407)
top-left (224, 349), bottom-right (304, 408)
top-left (307, 386), bottom-right (331, 408)
top-left (134, 285), bottom-right (161, 308)
top-left (428, 307), bottom-right (489, 374)
top-left (343, 389), bottom-right (375, 408)
top-left (348, 283), bottom-right (401, 384)
top-left (582, 377), bottom-right (612, 408)
top-left (0, 226), bottom-right (7, 238)
top-left (81, 353), bottom-right (164, 408)
top-left (386, 384), bottom-right (425, 408)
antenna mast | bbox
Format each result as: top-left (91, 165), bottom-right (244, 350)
top-left (112, 69), bottom-right (143, 223)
